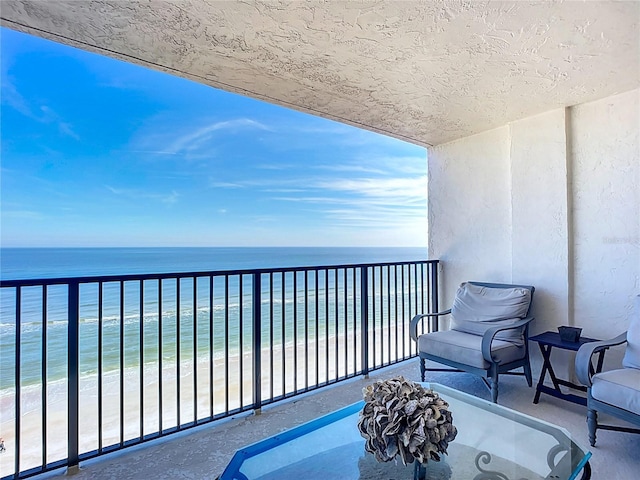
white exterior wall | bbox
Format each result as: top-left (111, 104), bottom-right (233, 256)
top-left (571, 90), bottom-right (640, 339)
top-left (428, 127), bottom-right (512, 305)
top-left (428, 89), bottom-right (639, 370)
top-left (510, 109), bottom-right (570, 335)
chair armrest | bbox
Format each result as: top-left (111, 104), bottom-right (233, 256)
top-left (481, 316), bottom-right (534, 362)
top-left (409, 309), bottom-right (451, 342)
top-left (575, 332), bottom-right (627, 387)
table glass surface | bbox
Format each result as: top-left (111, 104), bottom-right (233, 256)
top-left (530, 331), bottom-right (600, 351)
top-left (220, 383), bottom-right (590, 480)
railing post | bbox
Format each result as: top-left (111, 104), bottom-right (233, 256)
top-left (67, 281), bottom-right (80, 471)
top-left (360, 267), bottom-right (369, 377)
top-left (430, 262), bottom-right (439, 333)
top-left (252, 273), bottom-right (262, 414)
top-left (15, 287), bottom-right (22, 477)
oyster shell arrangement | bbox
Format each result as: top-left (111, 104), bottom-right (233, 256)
top-left (357, 376), bottom-right (457, 466)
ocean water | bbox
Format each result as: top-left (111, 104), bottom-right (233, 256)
top-left (0, 247), bottom-right (427, 391)
top-left (0, 247), bottom-right (426, 280)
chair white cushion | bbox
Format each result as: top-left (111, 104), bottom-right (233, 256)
top-left (622, 295), bottom-right (640, 370)
top-left (418, 330), bottom-right (525, 368)
top-left (591, 368), bottom-right (640, 416)
top-left (450, 283), bottom-right (532, 345)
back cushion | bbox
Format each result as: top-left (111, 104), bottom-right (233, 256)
top-left (622, 295), bottom-right (640, 370)
top-left (450, 283), bottom-right (532, 345)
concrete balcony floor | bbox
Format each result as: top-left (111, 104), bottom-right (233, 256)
top-left (44, 360), bottom-right (639, 480)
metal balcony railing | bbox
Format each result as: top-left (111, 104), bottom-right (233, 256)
top-left (0, 259), bottom-right (439, 479)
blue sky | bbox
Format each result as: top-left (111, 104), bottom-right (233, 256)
top-left (1, 27), bottom-right (427, 247)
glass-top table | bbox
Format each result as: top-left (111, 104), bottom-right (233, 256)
top-left (220, 383), bottom-right (591, 480)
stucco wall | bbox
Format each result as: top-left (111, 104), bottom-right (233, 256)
top-left (428, 88), bottom-right (639, 371)
top-left (571, 90), bottom-right (640, 339)
top-left (510, 109), bottom-right (570, 335)
top-left (428, 126), bottom-right (512, 305)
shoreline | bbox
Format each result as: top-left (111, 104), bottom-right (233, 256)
top-left (0, 328), bottom-right (410, 477)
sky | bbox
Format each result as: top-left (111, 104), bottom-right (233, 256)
top-left (0, 27), bottom-right (427, 248)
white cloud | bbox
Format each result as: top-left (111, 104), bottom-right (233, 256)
top-left (120, 149), bottom-right (182, 156)
top-left (1, 210), bottom-right (44, 220)
top-left (162, 190), bottom-right (180, 204)
top-left (1, 76), bottom-right (31, 117)
top-left (210, 181), bottom-right (246, 189)
top-left (106, 186), bottom-right (180, 204)
top-left (315, 176), bottom-right (426, 203)
top-left (262, 188), bottom-right (307, 193)
top-left (311, 153), bottom-right (426, 176)
top-left (0, 77), bottom-right (80, 140)
top-left (57, 121), bottom-right (80, 140)
top-left (167, 119), bottom-right (271, 154)
top-left (199, 158), bottom-right (427, 233)
top-left (272, 173), bottom-right (427, 231)
top-left (313, 164), bottom-right (387, 175)
top-left (256, 163), bottom-right (295, 170)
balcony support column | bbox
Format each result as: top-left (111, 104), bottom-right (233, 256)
top-left (68, 281), bottom-right (80, 471)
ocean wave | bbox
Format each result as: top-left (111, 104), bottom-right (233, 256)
top-left (0, 349), bottom-right (249, 404)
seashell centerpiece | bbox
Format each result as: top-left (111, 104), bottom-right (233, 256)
top-left (357, 376), bottom-right (457, 467)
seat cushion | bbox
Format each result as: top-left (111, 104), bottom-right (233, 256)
top-left (418, 330), bottom-right (525, 369)
top-left (591, 368), bottom-right (640, 416)
top-left (622, 295), bottom-right (640, 370)
top-left (450, 283), bottom-right (532, 345)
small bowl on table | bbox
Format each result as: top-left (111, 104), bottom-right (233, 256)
top-left (558, 326), bottom-right (582, 343)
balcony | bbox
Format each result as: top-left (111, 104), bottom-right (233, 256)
top-left (4, 364), bottom-right (639, 479)
top-left (1, 2), bottom-right (638, 478)
top-left (0, 259), bottom-right (438, 479)
top-left (2, 259), bottom-right (639, 479)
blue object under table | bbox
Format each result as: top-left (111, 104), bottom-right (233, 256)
top-left (530, 331), bottom-right (607, 406)
top-left (220, 382), bottom-right (591, 480)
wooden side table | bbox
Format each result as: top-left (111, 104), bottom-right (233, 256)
top-left (530, 331), bottom-right (607, 406)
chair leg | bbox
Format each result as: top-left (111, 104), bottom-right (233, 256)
top-left (420, 357), bottom-right (426, 382)
top-left (524, 361), bottom-right (533, 387)
top-left (587, 409), bottom-right (598, 447)
top-left (490, 371), bottom-right (499, 403)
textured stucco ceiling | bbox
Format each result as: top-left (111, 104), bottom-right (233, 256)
top-left (2, 0), bottom-right (639, 146)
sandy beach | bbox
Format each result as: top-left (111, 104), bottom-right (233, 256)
top-left (0, 325), bottom-right (410, 478)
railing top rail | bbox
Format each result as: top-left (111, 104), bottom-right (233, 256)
top-left (0, 259), bottom-right (439, 287)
